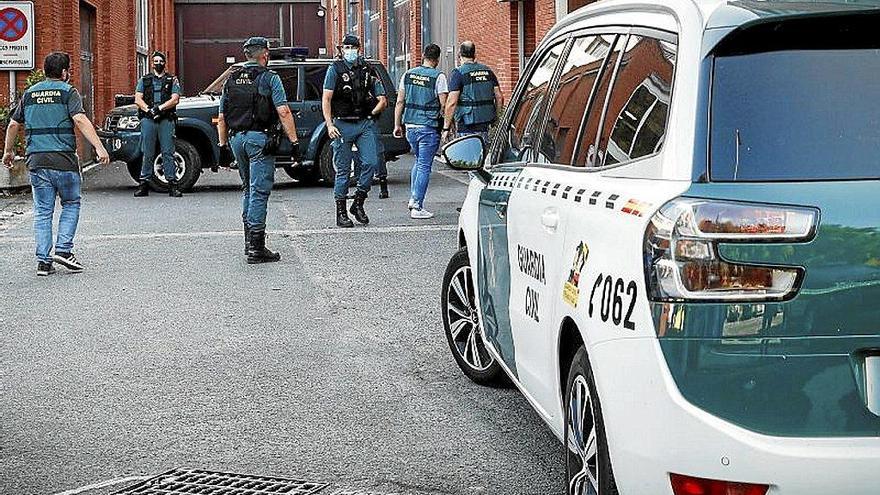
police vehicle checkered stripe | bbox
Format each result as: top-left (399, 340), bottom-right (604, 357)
top-left (502, 173), bottom-right (652, 217)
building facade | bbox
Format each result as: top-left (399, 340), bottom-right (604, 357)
top-left (325, 0), bottom-right (598, 94)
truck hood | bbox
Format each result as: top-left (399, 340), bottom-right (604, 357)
top-left (108, 94), bottom-right (220, 116)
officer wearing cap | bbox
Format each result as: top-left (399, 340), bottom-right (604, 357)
top-left (322, 34), bottom-right (388, 228)
top-left (217, 36), bottom-right (300, 264)
top-left (134, 50), bottom-right (182, 197)
top-left (443, 41), bottom-right (504, 144)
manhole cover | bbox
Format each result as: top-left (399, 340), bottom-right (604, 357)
top-left (112, 469), bottom-right (328, 495)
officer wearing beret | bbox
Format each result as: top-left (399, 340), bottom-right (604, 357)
top-left (134, 50), bottom-right (182, 197)
top-left (217, 37), bottom-right (299, 264)
top-left (322, 34), bottom-right (388, 228)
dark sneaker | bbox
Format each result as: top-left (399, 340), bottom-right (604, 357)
top-left (134, 181), bottom-right (150, 197)
top-left (168, 183), bottom-right (183, 198)
top-left (52, 252), bottom-right (84, 272)
top-left (36, 262), bottom-right (56, 276)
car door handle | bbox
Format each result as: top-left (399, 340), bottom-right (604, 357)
top-left (494, 202), bottom-right (508, 220)
top-left (541, 208), bottom-right (560, 232)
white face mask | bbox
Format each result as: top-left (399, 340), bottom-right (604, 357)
top-left (343, 48), bottom-right (358, 63)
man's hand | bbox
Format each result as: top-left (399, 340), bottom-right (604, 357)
top-left (151, 105), bottom-right (161, 118)
top-left (327, 123), bottom-right (341, 140)
top-left (393, 125), bottom-right (404, 139)
top-left (2, 151), bottom-right (15, 170)
top-left (96, 145), bottom-right (111, 165)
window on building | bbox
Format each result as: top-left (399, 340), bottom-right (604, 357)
top-left (276, 67), bottom-right (299, 102)
top-left (135, 0), bottom-right (149, 76)
top-left (538, 35), bottom-right (614, 165)
top-left (347, 0), bottom-right (359, 35)
top-left (363, 0), bottom-right (379, 58)
top-left (304, 65), bottom-right (328, 101)
top-left (388, 0), bottom-right (411, 87)
top-left (496, 42), bottom-right (566, 164)
top-left (572, 34), bottom-right (624, 167)
top-left (600, 36), bottom-right (676, 166)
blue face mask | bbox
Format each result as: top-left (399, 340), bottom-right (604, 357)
top-left (343, 49), bottom-right (358, 64)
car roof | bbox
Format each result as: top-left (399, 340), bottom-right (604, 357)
top-left (259, 58), bottom-right (385, 68)
top-left (552, 0), bottom-right (880, 35)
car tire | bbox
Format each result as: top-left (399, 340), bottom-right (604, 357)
top-left (148, 139), bottom-right (202, 192)
top-left (441, 247), bottom-right (509, 387)
top-left (317, 140), bottom-right (335, 186)
top-left (282, 163), bottom-right (320, 185)
top-left (564, 346), bottom-right (619, 495)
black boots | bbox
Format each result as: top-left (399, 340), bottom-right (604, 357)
top-left (168, 181), bottom-right (183, 197)
top-left (378, 178), bottom-right (389, 199)
top-left (336, 199), bottom-right (354, 228)
top-left (247, 229), bottom-right (280, 264)
top-left (243, 224), bottom-right (251, 255)
top-left (350, 191), bottom-right (369, 225)
top-left (134, 181), bottom-right (150, 197)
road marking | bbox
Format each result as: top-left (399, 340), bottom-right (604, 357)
top-left (436, 169), bottom-right (471, 186)
top-left (82, 162), bottom-right (100, 174)
top-left (0, 224), bottom-right (458, 243)
top-left (51, 475), bottom-right (149, 495)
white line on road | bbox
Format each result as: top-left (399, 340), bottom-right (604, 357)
top-left (0, 224), bottom-right (458, 243)
top-left (82, 162), bottom-right (100, 174)
top-left (51, 475), bottom-right (149, 495)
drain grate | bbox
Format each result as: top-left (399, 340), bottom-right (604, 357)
top-left (112, 468), bottom-right (328, 495)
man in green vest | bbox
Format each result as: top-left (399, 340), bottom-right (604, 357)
top-left (134, 50), bottom-right (182, 197)
top-left (3, 52), bottom-right (110, 276)
top-left (443, 41), bottom-right (504, 144)
top-left (393, 43), bottom-right (448, 219)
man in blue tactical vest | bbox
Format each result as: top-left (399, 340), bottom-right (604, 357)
top-left (2, 52), bottom-right (110, 276)
top-left (134, 51), bottom-right (182, 197)
top-left (443, 41), bottom-right (504, 144)
top-left (217, 37), bottom-right (300, 264)
top-left (322, 34), bottom-right (388, 228)
top-left (393, 43), bottom-right (448, 220)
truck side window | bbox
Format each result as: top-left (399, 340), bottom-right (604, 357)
top-left (304, 66), bottom-right (328, 101)
top-left (572, 35), bottom-right (623, 167)
top-left (276, 67), bottom-right (299, 102)
top-left (495, 42), bottom-right (566, 165)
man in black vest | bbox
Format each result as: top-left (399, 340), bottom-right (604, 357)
top-left (134, 51), bottom-right (182, 197)
top-left (322, 34), bottom-right (388, 228)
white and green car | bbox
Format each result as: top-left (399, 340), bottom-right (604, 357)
top-left (440, 1), bottom-right (880, 493)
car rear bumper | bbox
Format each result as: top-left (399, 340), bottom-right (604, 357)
top-left (589, 337), bottom-right (880, 494)
top-left (97, 129), bottom-right (142, 164)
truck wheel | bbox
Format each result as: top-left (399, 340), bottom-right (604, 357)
top-left (126, 159), bottom-right (143, 183)
top-left (317, 140), bottom-right (335, 186)
top-left (148, 139), bottom-right (202, 192)
top-left (282, 163), bottom-right (319, 185)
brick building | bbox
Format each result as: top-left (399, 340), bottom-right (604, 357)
top-left (325, 0), bottom-right (598, 94)
top-left (0, 0), bottom-right (175, 125)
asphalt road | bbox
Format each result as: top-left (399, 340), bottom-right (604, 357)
top-left (0, 158), bottom-right (565, 495)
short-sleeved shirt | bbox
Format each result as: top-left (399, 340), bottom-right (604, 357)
top-left (323, 59), bottom-right (386, 97)
top-left (448, 66), bottom-right (499, 132)
top-left (218, 62), bottom-right (288, 114)
top-left (11, 85), bottom-right (85, 172)
top-left (399, 70), bottom-right (449, 128)
top-left (135, 73), bottom-right (181, 105)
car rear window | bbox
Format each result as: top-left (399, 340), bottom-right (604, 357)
top-left (710, 14), bottom-right (880, 181)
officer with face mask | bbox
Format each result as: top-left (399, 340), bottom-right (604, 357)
top-left (217, 37), bottom-right (300, 264)
top-left (134, 51), bottom-right (182, 197)
top-left (322, 34), bottom-right (388, 228)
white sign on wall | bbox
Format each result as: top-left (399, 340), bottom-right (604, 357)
top-left (0, 1), bottom-right (35, 70)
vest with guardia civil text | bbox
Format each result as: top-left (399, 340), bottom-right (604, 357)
top-left (402, 65), bottom-right (442, 128)
top-left (22, 80), bottom-right (76, 154)
top-left (455, 62), bottom-right (497, 126)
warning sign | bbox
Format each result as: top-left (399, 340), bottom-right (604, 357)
top-left (0, 2), bottom-right (34, 70)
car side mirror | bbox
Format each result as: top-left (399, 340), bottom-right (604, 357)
top-left (442, 134), bottom-right (485, 171)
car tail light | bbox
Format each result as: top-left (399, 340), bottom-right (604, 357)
top-left (645, 198), bottom-right (818, 302)
top-left (670, 474), bottom-right (770, 495)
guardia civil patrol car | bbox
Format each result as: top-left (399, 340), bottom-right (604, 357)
top-left (440, 1), bottom-right (880, 493)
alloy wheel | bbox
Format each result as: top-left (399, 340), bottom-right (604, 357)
top-left (154, 151), bottom-right (186, 183)
top-left (445, 265), bottom-right (494, 371)
top-left (567, 374), bottom-right (600, 494)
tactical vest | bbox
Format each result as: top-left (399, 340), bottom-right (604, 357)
top-left (402, 66), bottom-right (442, 128)
top-left (139, 73), bottom-right (177, 118)
top-left (22, 80), bottom-right (76, 155)
top-left (331, 59), bottom-right (379, 120)
top-left (455, 62), bottom-right (497, 126)
top-left (223, 65), bottom-right (279, 132)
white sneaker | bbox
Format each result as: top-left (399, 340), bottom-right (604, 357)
top-left (407, 198), bottom-right (417, 210)
top-left (411, 208), bottom-right (434, 219)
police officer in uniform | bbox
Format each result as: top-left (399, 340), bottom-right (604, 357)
top-left (217, 37), bottom-right (299, 264)
top-left (2, 52), bottom-right (110, 276)
top-left (443, 41), bottom-right (504, 143)
top-left (393, 43), bottom-right (448, 219)
top-left (134, 51), bottom-right (182, 197)
top-left (322, 34), bottom-right (388, 228)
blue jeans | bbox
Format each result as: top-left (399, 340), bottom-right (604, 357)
top-left (29, 168), bottom-right (82, 263)
top-left (406, 127), bottom-right (440, 208)
top-left (332, 119), bottom-right (379, 199)
top-left (139, 117), bottom-right (176, 181)
top-left (353, 137), bottom-right (387, 179)
top-left (230, 131), bottom-right (275, 231)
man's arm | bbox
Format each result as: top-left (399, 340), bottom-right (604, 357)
top-left (372, 95), bottom-right (387, 116)
top-left (494, 86), bottom-right (504, 113)
top-left (443, 91), bottom-right (460, 141)
top-left (160, 93), bottom-right (181, 112)
top-left (134, 92), bottom-right (149, 113)
top-left (217, 113), bottom-right (228, 146)
top-left (322, 89), bottom-right (340, 139)
top-left (72, 114), bottom-right (110, 164)
top-left (2, 120), bottom-right (21, 169)
top-left (393, 87), bottom-right (405, 138)
top-left (276, 105), bottom-right (298, 144)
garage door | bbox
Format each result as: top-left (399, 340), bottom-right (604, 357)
top-left (176, 1), bottom-right (326, 94)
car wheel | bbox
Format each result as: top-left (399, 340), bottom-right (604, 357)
top-left (317, 140), bottom-right (335, 186)
top-left (564, 346), bottom-right (618, 495)
top-left (148, 139), bottom-right (202, 192)
top-left (441, 247), bottom-right (508, 386)
top-left (126, 159), bottom-right (143, 183)
top-left (282, 163), bottom-right (320, 185)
